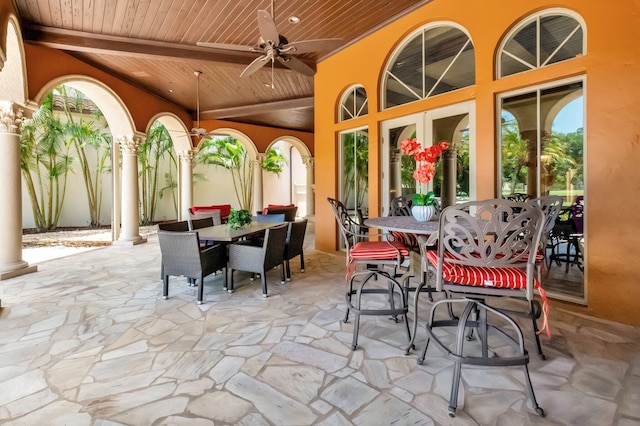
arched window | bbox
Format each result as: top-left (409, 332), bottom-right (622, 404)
top-left (498, 10), bottom-right (585, 78)
top-left (339, 85), bottom-right (368, 122)
top-left (383, 24), bottom-right (475, 109)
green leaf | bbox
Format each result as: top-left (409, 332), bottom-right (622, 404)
top-left (412, 191), bottom-right (435, 206)
top-left (227, 209), bottom-right (253, 230)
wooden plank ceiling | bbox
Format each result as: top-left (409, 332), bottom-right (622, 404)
top-left (15, 0), bottom-right (430, 132)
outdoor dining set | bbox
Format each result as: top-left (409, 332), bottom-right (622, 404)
top-left (327, 195), bottom-right (567, 418)
top-left (156, 204), bottom-right (307, 303)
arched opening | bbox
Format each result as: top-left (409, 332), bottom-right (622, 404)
top-left (263, 136), bottom-right (312, 217)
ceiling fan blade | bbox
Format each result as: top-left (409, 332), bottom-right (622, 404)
top-left (240, 55), bottom-right (270, 77)
top-left (196, 41), bottom-right (257, 52)
top-left (281, 38), bottom-right (344, 54)
top-left (203, 131), bottom-right (228, 138)
top-left (277, 55), bottom-right (315, 76)
top-left (257, 10), bottom-right (280, 45)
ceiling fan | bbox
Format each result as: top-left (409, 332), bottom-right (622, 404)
top-left (190, 71), bottom-right (225, 139)
top-left (196, 0), bottom-right (342, 84)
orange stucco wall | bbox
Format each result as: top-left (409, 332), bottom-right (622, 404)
top-left (23, 44), bottom-right (192, 129)
top-left (314, 0), bottom-right (640, 326)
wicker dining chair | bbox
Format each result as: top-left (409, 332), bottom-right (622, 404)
top-left (283, 219), bottom-right (308, 281)
top-left (157, 221), bottom-right (190, 280)
top-left (157, 230), bottom-right (228, 304)
top-left (187, 209), bottom-right (222, 228)
top-left (227, 223), bottom-right (288, 297)
top-left (418, 199), bottom-right (547, 418)
top-left (327, 197), bottom-right (411, 351)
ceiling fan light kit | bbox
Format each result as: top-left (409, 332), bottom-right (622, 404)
top-left (190, 71), bottom-right (225, 140)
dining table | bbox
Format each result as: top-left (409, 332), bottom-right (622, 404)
top-left (364, 215), bottom-right (440, 355)
top-left (196, 221), bottom-right (284, 243)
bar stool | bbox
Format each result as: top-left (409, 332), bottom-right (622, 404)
top-left (327, 197), bottom-right (411, 351)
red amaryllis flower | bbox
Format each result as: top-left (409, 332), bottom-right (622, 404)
top-left (400, 137), bottom-right (421, 156)
top-left (413, 162), bottom-right (436, 183)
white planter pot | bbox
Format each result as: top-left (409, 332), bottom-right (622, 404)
top-left (411, 205), bottom-right (435, 222)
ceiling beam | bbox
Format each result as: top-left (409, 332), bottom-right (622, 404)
top-left (201, 97), bottom-right (314, 120)
top-left (22, 25), bottom-right (311, 70)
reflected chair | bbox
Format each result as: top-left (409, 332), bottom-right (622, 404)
top-left (227, 223), bottom-right (288, 297)
top-left (418, 199), bottom-right (547, 418)
top-left (157, 230), bottom-right (228, 304)
top-left (389, 195), bottom-right (413, 216)
top-left (283, 219), bottom-right (308, 281)
top-left (327, 197), bottom-right (411, 351)
top-left (548, 195), bottom-right (584, 273)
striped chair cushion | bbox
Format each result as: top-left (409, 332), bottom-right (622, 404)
top-left (427, 250), bottom-right (550, 337)
top-left (426, 251), bottom-right (532, 289)
top-left (350, 240), bottom-right (408, 261)
top-left (390, 231), bottom-right (419, 253)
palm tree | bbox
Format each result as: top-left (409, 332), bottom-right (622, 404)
top-left (58, 85), bottom-right (112, 228)
top-left (341, 132), bottom-right (368, 209)
top-left (139, 121), bottom-right (175, 225)
top-left (20, 93), bottom-right (74, 231)
top-left (196, 136), bottom-right (287, 211)
top-left (501, 118), bottom-right (528, 195)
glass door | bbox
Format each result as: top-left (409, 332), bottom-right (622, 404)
top-left (339, 128), bottom-right (369, 221)
top-left (426, 102), bottom-right (475, 208)
top-left (381, 115), bottom-right (420, 216)
top-left (381, 102), bottom-right (475, 215)
top-left (498, 79), bottom-right (585, 304)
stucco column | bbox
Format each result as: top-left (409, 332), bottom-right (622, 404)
top-left (302, 156), bottom-right (315, 217)
top-left (253, 155), bottom-right (265, 214)
top-left (520, 129), bottom-right (549, 199)
top-left (440, 148), bottom-right (458, 209)
top-left (115, 135), bottom-right (146, 246)
top-left (0, 102), bottom-right (36, 280)
top-left (178, 149), bottom-right (195, 221)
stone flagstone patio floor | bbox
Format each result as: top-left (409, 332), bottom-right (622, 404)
top-left (1, 223), bottom-right (640, 425)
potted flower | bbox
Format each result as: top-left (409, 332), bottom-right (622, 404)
top-left (399, 137), bottom-right (449, 221)
top-left (227, 208), bottom-right (252, 230)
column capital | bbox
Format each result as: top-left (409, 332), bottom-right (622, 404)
top-left (301, 155), bottom-right (314, 169)
top-left (390, 149), bottom-right (403, 163)
top-left (0, 102), bottom-right (26, 135)
top-left (116, 134), bottom-right (142, 154)
top-left (177, 149), bottom-right (197, 164)
top-left (252, 154), bottom-right (265, 167)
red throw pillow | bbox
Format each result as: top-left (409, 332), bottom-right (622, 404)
top-left (191, 204), bottom-right (231, 218)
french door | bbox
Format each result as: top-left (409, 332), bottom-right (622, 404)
top-left (380, 102), bottom-right (475, 216)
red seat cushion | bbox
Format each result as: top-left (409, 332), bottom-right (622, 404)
top-left (426, 251), bottom-right (534, 289)
top-left (426, 250), bottom-right (550, 337)
top-left (191, 204), bottom-right (231, 218)
top-left (350, 240), bottom-right (408, 261)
